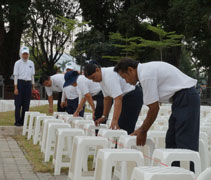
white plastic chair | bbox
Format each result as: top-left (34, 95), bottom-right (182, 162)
top-left (22, 111), bottom-right (40, 136)
top-left (44, 123), bottom-right (71, 162)
top-left (199, 138), bottom-right (210, 171)
top-left (98, 129), bottom-right (127, 148)
top-left (68, 136), bottom-right (108, 180)
top-left (84, 124), bottom-right (108, 136)
top-left (33, 115), bottom-right (54, 145)
top-left (131, 166), bottom-right (195, 180)
top-left (40, 119), bottom-right (64, 153)
top-left (53, 112), bottom-right (68, 118)
top-left (118, 135), bottom-right (155, 165)
top-left (27, 113), bottom-right (46, 140)
top-left (152, 148), bottom-right (201, 176)
top-left (53, 128), bottom-right (84, 175)
top-left (94, 149), bottom-right (144, 180)
top-left (198, 167), bottom-right (211, 180)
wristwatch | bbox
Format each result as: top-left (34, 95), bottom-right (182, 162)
top-left (101, 115), bottom-right (108, 119)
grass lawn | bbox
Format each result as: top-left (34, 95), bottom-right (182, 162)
top-left (0, 104), bottom-right (57, 126)
top-left (0, 104), bottom-right (93, 173)
top-left (14, 135), bottom-right (55, 173)
top-left (14, 135), bottom-right (93, 173)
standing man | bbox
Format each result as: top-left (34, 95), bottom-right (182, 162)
top-left (84, 64), bottom-right (143, 134)
top-left (13, 46), bottom-right (35, 126)
top-left (39, 74), bottom-right (65, 113)
top-left (114, 58), bottom-right (200, 171)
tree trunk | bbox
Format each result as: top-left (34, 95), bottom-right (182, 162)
top-left (0, 0), bottom-right (30, 85)
top-left (0, 29), bottom-right (22, 84)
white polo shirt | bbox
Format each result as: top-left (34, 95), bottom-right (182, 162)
top-left (100, 67), bottom-right (135, 98)
top-left (13, 59), bottom-right (35, 80)
top-left (77, 75), bottom-right (101, 97)
top-left (137, 62), bottom-right (197, 105)
top-left (45, 74), bottom-right (65, 96)
top-left (62, 85), bottom-right (79, 102)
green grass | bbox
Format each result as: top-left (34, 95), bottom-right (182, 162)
top-left (0, 104), bottom-right (91, 126)
top-left (14, 135), bottom-right (94, 173)
top-left (1, 104), bottom-right (94, 173)
top-left (0, 104), bottom-right (57, 126)
top-left (14, 135), bottom-right (54, 173)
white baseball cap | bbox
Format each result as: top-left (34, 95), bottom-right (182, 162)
top-left (20, 46), bottom-right (29, 54)
top-left (66, 65), bottom-right (74, 70)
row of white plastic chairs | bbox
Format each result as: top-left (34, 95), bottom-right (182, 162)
top-left (22, 110), bottom-right (211, 167)
top-left (22, 111), bottom-right (211, 180)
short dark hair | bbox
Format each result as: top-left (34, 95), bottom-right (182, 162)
top-left (114, 57), bottom-right (139, 73)
top-left (39, 74), bottom-right (50, 85)
top-left (84, 63), bottom-right (100, 77)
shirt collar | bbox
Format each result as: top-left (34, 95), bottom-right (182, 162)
top-left (21, 59), bottom-right (28, 63)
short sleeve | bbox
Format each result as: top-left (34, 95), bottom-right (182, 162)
top-left (76, 87), bottom-right (83, 97)
top-left (57, 78), bottom-right (64, 91)
top-left (77, 79), bottom-right (90, 96)
top-left (13, 61), bottom-right (18, 76)
top-left (45, 87), bottom-right (53, 96)
top-left (140, 78), bottom-right (159, 105)
top-left (32, 62), bottom-right (35, 75)
top-left (101, 88), bottom-right (108, 98)
top-left (109, 77), bottom-right (123, 98)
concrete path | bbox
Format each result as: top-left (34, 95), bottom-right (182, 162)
top-left (0, 136), bottom-right (67, 180)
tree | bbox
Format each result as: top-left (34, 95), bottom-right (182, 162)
top-left (140, 24), bottom-right (184, 61)
top-left (79, 0), bottom-right (211, 66)
top-left (0, 0), bottom-right (31, 84)
top-left (104, 24), bottom-right (184, 61)
top-left (22, 0), bottom-right (80, 75)
top-left (71, 29), bottom-right (118, 67)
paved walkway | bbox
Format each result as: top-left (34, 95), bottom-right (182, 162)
top-left (0, 136), bottom-right (67, 180)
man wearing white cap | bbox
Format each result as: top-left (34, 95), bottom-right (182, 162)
top-left (13, 46), bottom-right (35, 126)
top-left (65, 65), bottom-right (74, 72)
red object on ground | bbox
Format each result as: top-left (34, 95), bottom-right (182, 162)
top-left (32, 89), bottom-right (40, 100)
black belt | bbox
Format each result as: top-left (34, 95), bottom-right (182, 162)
top-left (18, 79), bottom-right (31, 82)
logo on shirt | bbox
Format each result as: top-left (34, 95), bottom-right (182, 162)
top-left (29, 66), bottom-right (32, 68)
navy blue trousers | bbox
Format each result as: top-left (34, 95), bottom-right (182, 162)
top-left (166, 87), bottom-right (200, 171)
top-left (92, 91), bottom-right (104, 121)
top-left (118, 85), bottom-right (143, 134)
top-left (66, 98), bottom-right (85, 117)
top-left (15, 80), bottom-right (32, 125)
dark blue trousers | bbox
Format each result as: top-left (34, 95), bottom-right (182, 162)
top-left (15, 80), bottom-right (32, 126)
top-left (66, 98), bottom-right (85, 117)
top-left (118, 85), bottom-right (143, 134)
top-left (92, 91), bottom-right (104, 121)
top-left (166, 87), bottom-right (200, 171)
